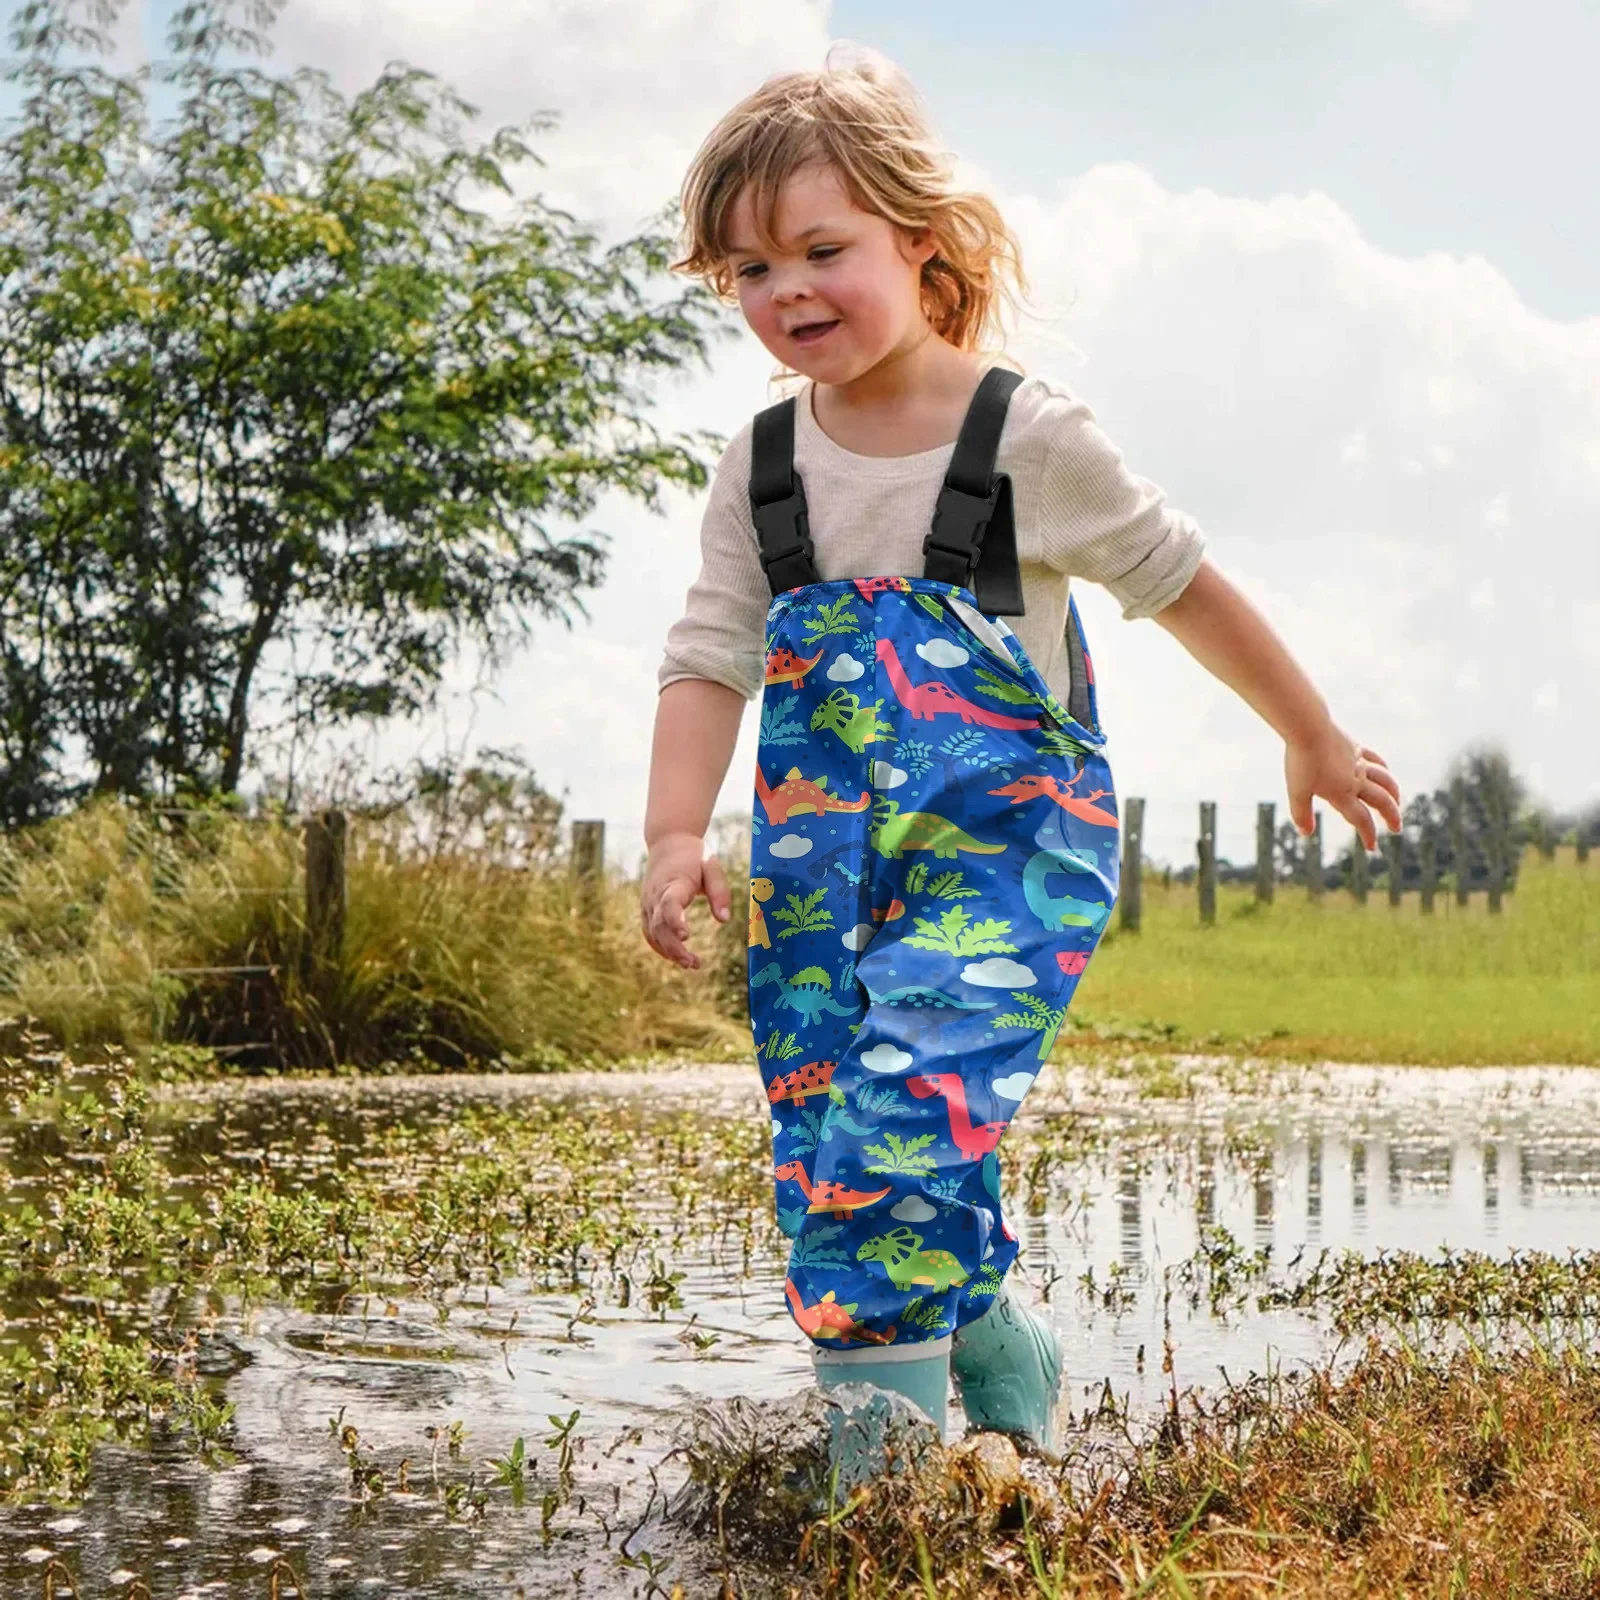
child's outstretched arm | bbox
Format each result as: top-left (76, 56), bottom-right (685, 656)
top-left (640, 677), bottom-right (744, 968)
top-left (1150, 559), bottom-right (1403, 846)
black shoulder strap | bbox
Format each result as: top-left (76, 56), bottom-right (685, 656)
top-left (922, 365), bottom-right (1025, 616)
top-left (749, 397), bottom-right (818, 595)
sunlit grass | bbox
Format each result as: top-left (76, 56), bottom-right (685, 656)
top-left (1067, 848), bottom-right (1600, 1064)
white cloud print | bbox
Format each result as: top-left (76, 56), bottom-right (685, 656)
top-left (916, 639), bottom-right (969, 669)
top-left (841, 922), bottom-right (876, 951)
top-left (769, 834), bottom-right (811, 858)
top-left (826, 653), bottom-right (864, 682)
top-left (859, 1043), bottom-right (914, 1074)
top-left (891, 1195), bottom-right (937, 1223)
top-left (870, 761), bottom-right (907, 789)
top-left (962, 958), bottom-right (1038, 987)
top-left (992, 1072), bottom-right (1036, 1101)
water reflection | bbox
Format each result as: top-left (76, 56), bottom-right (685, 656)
top-left (6, 1061), bottom-right (1600, 1598)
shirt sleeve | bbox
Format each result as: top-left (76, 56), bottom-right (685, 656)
top-left (657, 420), bottom-right (770, 700)
top-left (1027, 382), bottom-right (1207, 620)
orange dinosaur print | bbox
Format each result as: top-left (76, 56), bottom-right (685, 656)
top-left (764, 645), bottom-right (825, 687)
top-left (754, 764), bottom-right (873, 825)
top-left (773, 1158), bottom-right (891, 1219)
top-left (767, 1059), bottom-right (837, 1106)
top-left (784, 1280), bottom-right (896, 1344)
top-left (988, 770), bottom-right (1120, 829)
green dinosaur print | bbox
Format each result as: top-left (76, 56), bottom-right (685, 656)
top-left (869, 797), bottom-right (1007, 861)
top-left (856, 1227), bottom-right (970, 1292)
top-left (810, 688), bottom-right (896, 753)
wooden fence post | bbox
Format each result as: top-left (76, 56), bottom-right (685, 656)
top-left (1119, 796), bottom-right (1144, 933)
top-left (1255, 802), bottom-right (1275, 904)
top-left (571, 819), bottom-right (606, 927)
top-left (1198, 801), bottom-right (1217, 926)
top-left (1419, 823), bottom-right (1437, 914)
top-left (304, 808), bottom-right (347, 972)
top-left (1385, 833), bottom-right (1403, 906)
top-left (1349, 832), bottom-right (1369, 904)
top-left (1579, 826), bottom-right (1591, 865)
top-left (1450, 775), bottom-right (1469, 907)
top-left (1307, 811), bottom-right (1323, 901)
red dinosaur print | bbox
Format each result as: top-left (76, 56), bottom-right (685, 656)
top-left (755, 765), bottom-right (873, 825)
top-left (875, 638), bottom-right (1041, 731)
top-left (765, 645), bottom-right (825, 688)
top-left (987, 770), bottom-right (1120, 829)
top-left (906, 1073), bottom-right (1007, 1161)
top-left (767, 1059), bottom-right (837, 1107)
top-left (784, 1280), bottom-right (896, 1344)
top-left (852, 576), bottom-right (913, 603)
top-left (773, 1159), bottom-right (891, 1219)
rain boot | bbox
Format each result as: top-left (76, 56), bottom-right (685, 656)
top-left (812, 1344), bottom-right (950, 1496)
top-left (949, 1281), bottom-right (1062, 1450)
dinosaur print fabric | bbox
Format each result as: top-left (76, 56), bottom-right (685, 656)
top-left (749, 575), bottom-right (1119, 1351)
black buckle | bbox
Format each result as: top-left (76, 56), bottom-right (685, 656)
top-left (753, 491), bottom-right (812, 569)
top-left (922, 482), bottom-right (1000, 580)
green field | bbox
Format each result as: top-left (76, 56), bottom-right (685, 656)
top-left (1066, 848), bottom-right (1599, 1065)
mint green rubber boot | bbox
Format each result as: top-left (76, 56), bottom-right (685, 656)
top-left (812, 1344), bottom-right (950, 1496)
top-left (949, 1281), bottom-right (1063, 1451)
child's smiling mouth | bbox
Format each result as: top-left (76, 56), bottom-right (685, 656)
top-left (790, 319), bottom-right (840, 345)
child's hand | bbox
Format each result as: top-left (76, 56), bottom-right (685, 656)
top-left (640, 831), bottom-right (731, 970)
top-left (1285, 720), bottom-right (1403, 850)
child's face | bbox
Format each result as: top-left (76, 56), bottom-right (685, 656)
top-left (724, 162), bottom-right (937, 380)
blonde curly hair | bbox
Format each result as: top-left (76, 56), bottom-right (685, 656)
top-left (672, 41), bottom-right (1030, 386)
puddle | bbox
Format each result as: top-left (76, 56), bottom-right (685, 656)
top-left (5, 1059), bottom-right (1600, 1596)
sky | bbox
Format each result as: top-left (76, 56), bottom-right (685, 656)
top-left (27, 0), bottom-right (1600, 870)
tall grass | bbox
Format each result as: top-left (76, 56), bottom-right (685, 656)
top-left (0, 796), bottom-right (746, 1070)
top-left (1069, 847), bottom-right (1600, 1063)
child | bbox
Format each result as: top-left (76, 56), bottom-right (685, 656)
top-left (640, 47), bottom-right (1402, 1464)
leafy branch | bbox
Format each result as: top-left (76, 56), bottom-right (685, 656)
top-left (902, 906), bottom-right (1018, 957)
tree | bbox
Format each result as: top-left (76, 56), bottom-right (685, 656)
top-left (0, 0), bottom-right (733, 825)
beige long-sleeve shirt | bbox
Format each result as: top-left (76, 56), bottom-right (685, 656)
top-left (658, 365), bottom-right (1207, 708)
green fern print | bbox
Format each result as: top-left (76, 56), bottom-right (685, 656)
top-left (862, 1130), bottom-right (938, 1176)
top-left (904, 862), bottom-right (928, 893)
top-left (801, 596), bottom-right (860, 642)
top-left (992, 989), bottom-right (1070, 1061)
top-left (771, 888), bottom-right (834, 938)
top-left (966, 1264), bottom-right (1004, 1301)
top-left (763, 1030), bottom-right (803, 1061)
top-left (1038, 726), bottom-right (1095, 761)
top-left (902, 906), bottom-right (1019, 957)
top-left (900, 1296), bottom-right (950, 1333)
top-left (971, 667), bottom-right (1039, 706)
top-left (926, 869), bottom-right (980, 900)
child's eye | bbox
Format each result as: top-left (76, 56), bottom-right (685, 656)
top-left (736, 247), bottom-right (840, 280)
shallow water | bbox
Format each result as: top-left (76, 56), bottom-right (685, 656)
top-left (6, 1059), bottom-right (1600, 1598)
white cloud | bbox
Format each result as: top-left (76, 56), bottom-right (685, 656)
top-left (992, 1072), bottom-right (1036, 1101)
top-left (962, 958), bottom-right (1038, 988)
top-left (870, 761), bottom-right (908, 789)
top-left (827, 653), bottom-right (865, 682)
top-left (841, 922), bottom-right (876, 950)
top-left (891, 1195), bottom-right (937, 1222)
top-left (769, 834), bottom-right (812, 859)
top-left (915, 639), bottom-right (970, 669)
top-left (1405, 0), bottom-right (1471, 23)
top-left (859, 1042), bottom-right (914, 1074)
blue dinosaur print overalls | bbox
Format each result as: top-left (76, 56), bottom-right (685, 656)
top-left (746, 366), bottom-right (1120, 1352)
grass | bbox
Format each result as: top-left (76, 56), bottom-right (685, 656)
top-left (1064, 847), bottom-right (1600, 1065)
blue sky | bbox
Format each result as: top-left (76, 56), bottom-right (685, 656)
top-left (835, 0), bottom-right (1599, 321)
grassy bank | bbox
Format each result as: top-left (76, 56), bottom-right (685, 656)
top-left (0, 795), bottom-right (746, 1070)
top-left (1064, 847), bottom-right (1600, 1065)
